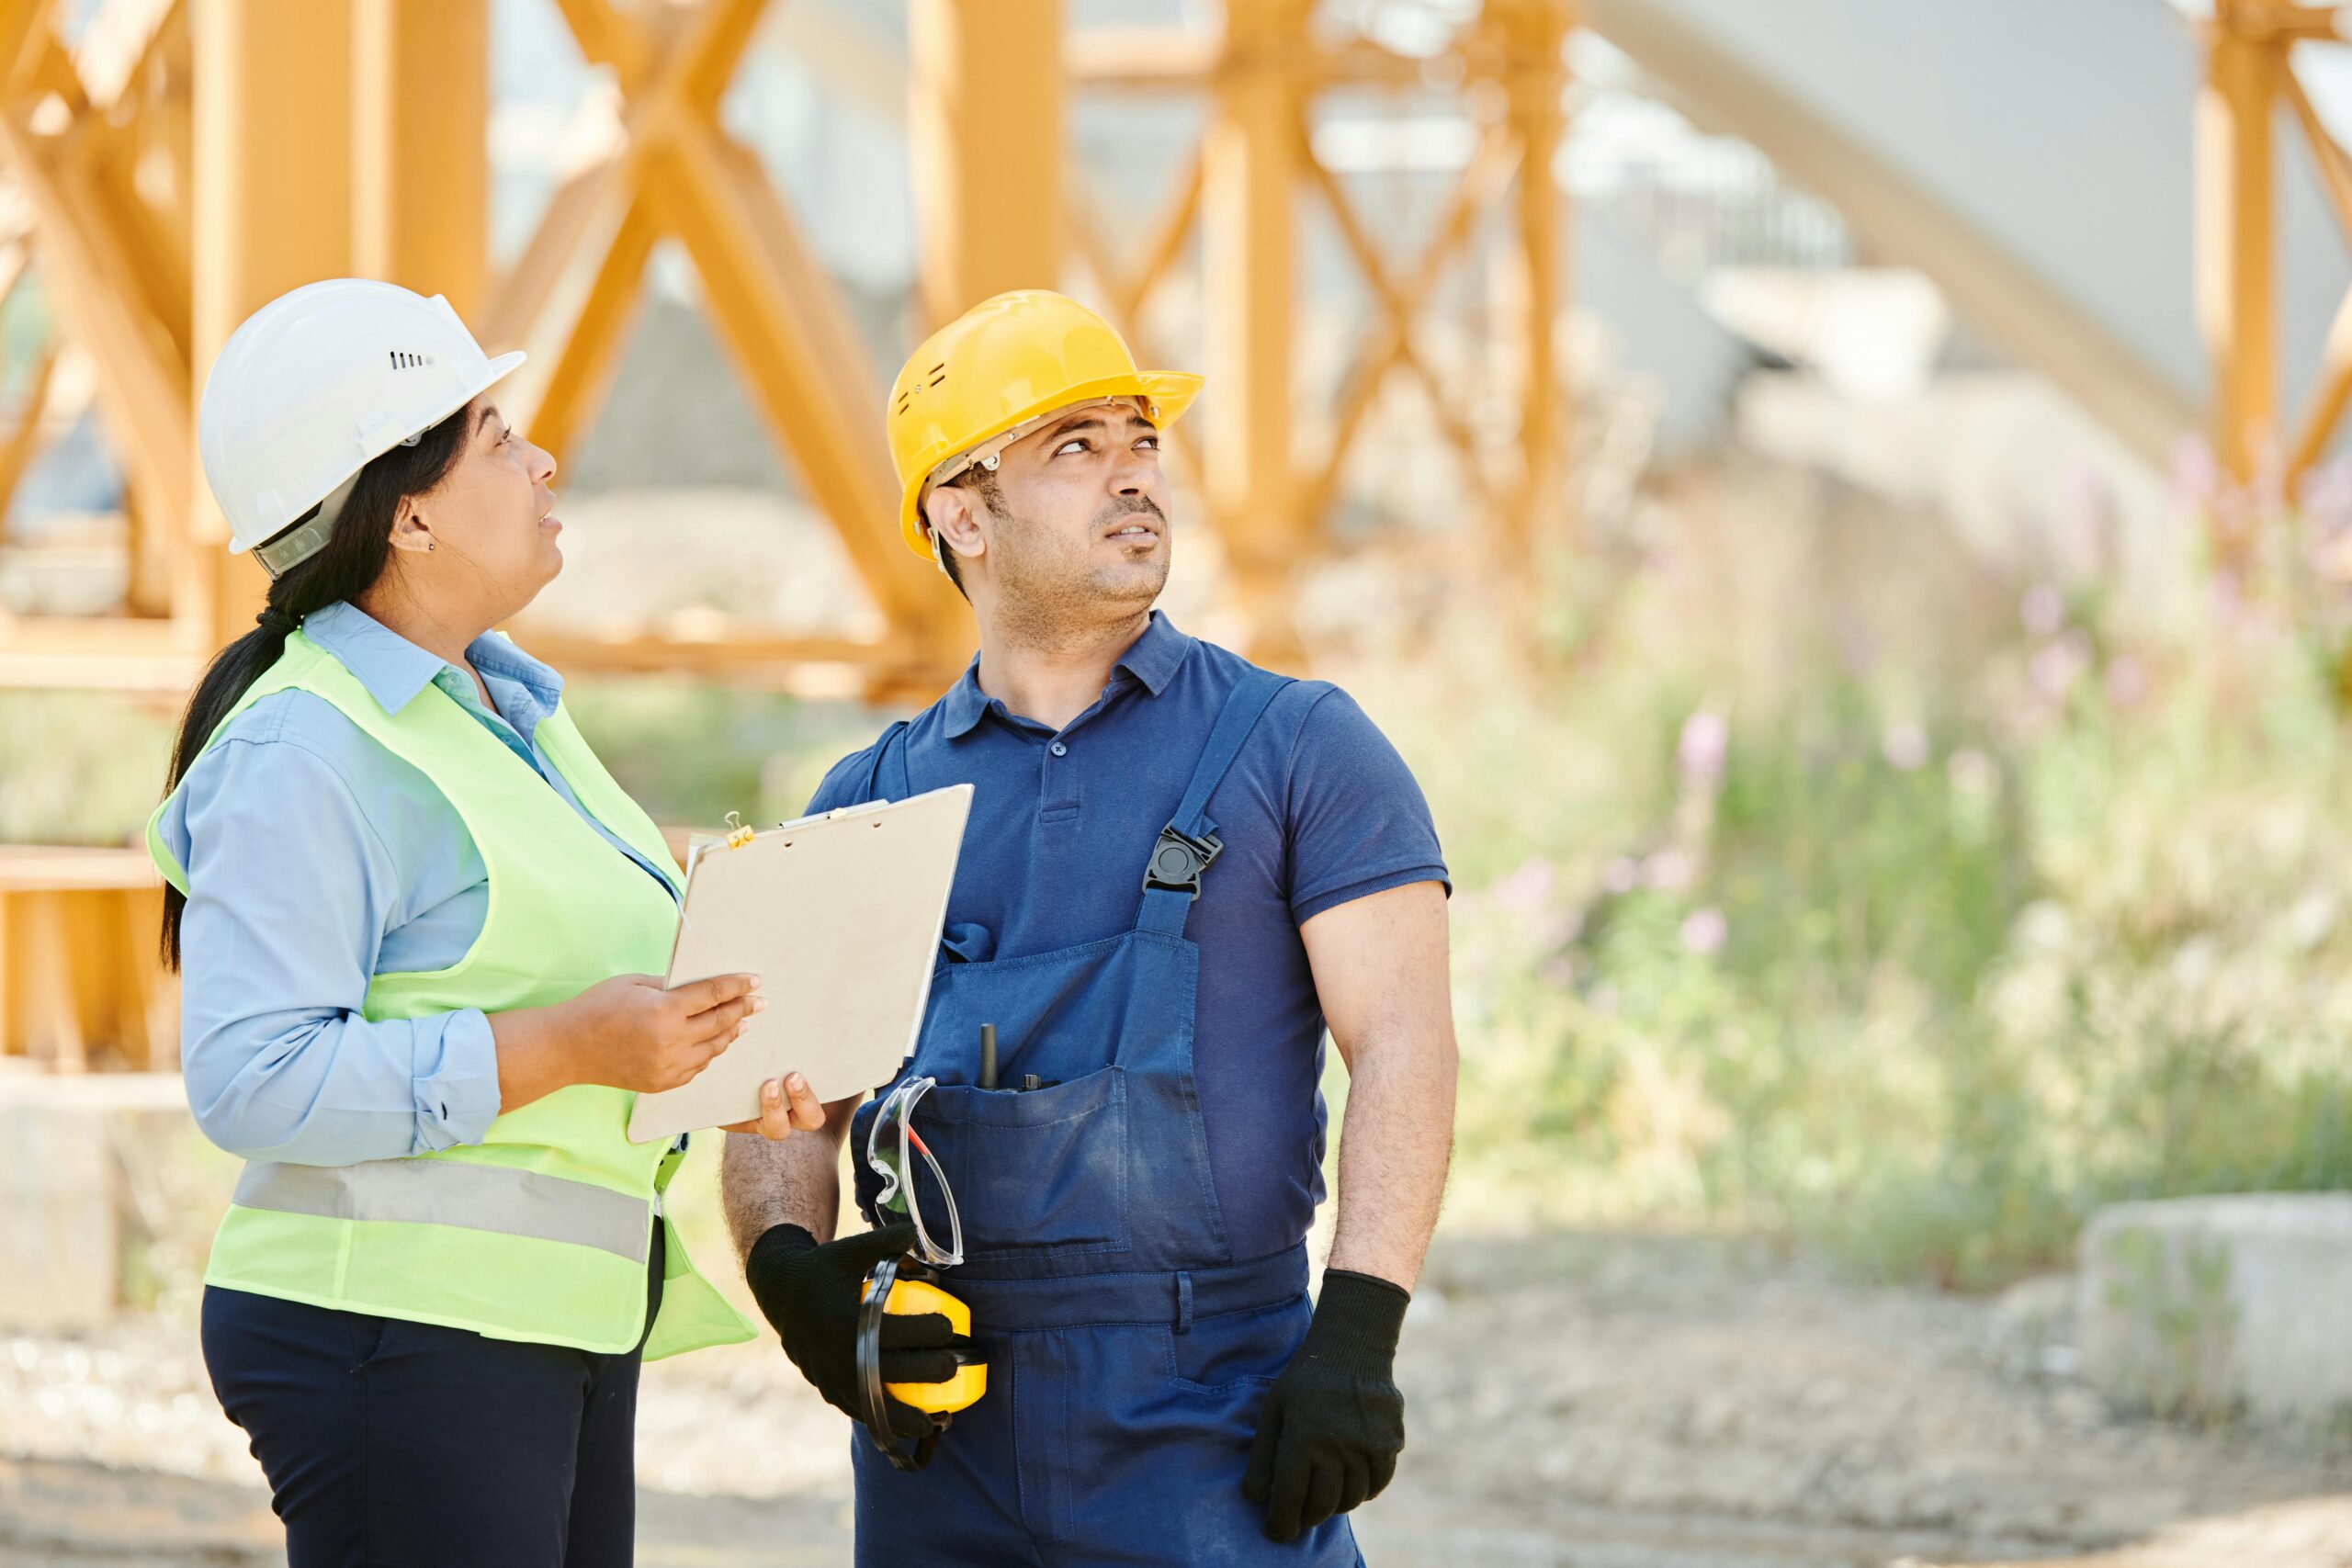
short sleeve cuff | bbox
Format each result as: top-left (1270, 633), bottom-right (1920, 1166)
top-left (1291, 864), bottom-right (1452, 928)
top-left (413, 1007), bottom-right (502, 1150)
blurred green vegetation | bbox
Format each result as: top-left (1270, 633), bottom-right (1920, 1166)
top-left (13, 455), bottom-right (2352, 1294)
top-left (1409, 460), bottom-right (2352, 1287)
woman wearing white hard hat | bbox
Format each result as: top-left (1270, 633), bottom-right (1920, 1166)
top-left (146, 278), bottom-right (827, 1567)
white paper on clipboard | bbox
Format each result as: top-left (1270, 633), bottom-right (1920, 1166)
top-left (625, 784), bottom-right (973, 1144)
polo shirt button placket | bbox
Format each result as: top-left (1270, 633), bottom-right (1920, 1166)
top-left (1041, 736), bottom-right (1080, 821)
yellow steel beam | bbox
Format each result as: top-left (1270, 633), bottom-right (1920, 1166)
top-left (2292, 284), bottom-right (2352, 476)
top-left (84, 144), bottom-right (189, 374)
top-left (2278, 65), bottom-right (2352, 473)
top-left (2225, 0), bottom-right (2352, 42)
top-left (1295, 118), bottom-right (1515, 532)
top-left (551, 0), bottom-right (655, 88)
top-left (72, 0), bottom-right (179, 113)
top-left (492, 0), bottom-right (965, 684)
top-left (651, 122), bottom-right (965, 671)
top-left (389, 0), bottom-right (761, 487)
top-left (0, 235), bottom-right (26, 315)
top-left (1490, 0), bottom-right (1574, 570)
top-left (0, 0), bottom-right (54, 100)
top-left (0, 338), bottom-right (58, 544)
top-left (0, 17), bottom-right (191, 621)
top-left (910, 0), bottom-right (1062, 323)
top-left (2199, 6), bottom-right (2282, 492)
top-left (610, 0), bottom-right (767, 153)
top-left (1295, 121), bottom-right (1498, 505)
top-left (1058, 174), bottom-right (1203, 495)
top-left (483, 159), bottom-right (628, 351)
top-left (1203, 0), bottom-right (1312, 669)
top-left (353, 0), bottom-right (488, 315)
top-left (192, 0), bottom-right (353, 644)
top-left (0, 115), bottom-right (189, 586)
top-left (40, 18), bottom-right (184, 306)
top-left (1102, 151), bottom-right (1202, 332)
top-left (1065, 28), bottom-right (1447, 92)
top-left (517, 192), bottom-right (658, 465)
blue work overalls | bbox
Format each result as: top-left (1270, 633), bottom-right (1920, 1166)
top-left (848, 670), bottom-right (1363, 1567)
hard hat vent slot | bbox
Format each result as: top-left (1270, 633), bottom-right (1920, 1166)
top-left (894, 391), bottom-right (911, 414)
top-left (928, 364), bottom-right (946, 387)
top-left (388, 350), bottom-right (435, 370)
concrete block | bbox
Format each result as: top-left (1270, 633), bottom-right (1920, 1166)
top-left (0, 1073), bottom-right (198, 1330)
top-left (2078, 1194), bottom-right (2352, 1421)
top-left (0, 1104), bottom-right (117, 1328)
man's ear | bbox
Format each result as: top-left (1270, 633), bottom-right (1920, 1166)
top-left (924, 485), bottom-right (987, 569)
top-left (387, 493), bottom-right (434, 557)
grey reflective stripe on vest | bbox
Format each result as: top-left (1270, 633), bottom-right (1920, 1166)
top-left (233, 1158), bottom-right (652, 1263)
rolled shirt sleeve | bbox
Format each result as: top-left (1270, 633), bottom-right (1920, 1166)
top-left (1283, 686), bottom-right (1451, 926)
top-left (173, 721), bottom-right (503, 1164)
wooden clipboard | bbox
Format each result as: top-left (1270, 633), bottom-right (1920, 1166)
top-left (625, 784), bottom-right (973, 1144)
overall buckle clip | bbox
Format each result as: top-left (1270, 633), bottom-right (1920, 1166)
top-left (1144, 824), bottom-right (1223, 899)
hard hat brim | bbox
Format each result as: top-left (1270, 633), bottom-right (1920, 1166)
top-left (898, 369), bottom-right (1203, 558)
top-left (234, 349), bottom-right (528, 558)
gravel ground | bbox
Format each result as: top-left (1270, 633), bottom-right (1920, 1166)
top-left (4, 1231), bottom-right (2346, 1567)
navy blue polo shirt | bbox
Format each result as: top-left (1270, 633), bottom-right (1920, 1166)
top-left (806, 611), bottom-right (1449, 1263)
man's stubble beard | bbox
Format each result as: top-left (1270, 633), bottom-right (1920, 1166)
top-left (989, 495), bottom-right (1170, 646)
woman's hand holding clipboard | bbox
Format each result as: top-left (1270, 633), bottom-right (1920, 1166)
top-left (625, 785), bottom-right (975, 1144)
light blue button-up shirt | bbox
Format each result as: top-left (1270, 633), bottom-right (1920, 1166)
top-left (155, 601), bottom-right (677, 1166)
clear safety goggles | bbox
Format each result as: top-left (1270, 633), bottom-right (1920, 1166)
top-left (922, 395), bottom-right (1155, 496)
top-left (866, 1076), bottom-right (963, 1268)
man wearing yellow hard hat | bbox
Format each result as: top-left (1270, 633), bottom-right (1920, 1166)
top-left (723, 290), bottom-right (1458, 1562)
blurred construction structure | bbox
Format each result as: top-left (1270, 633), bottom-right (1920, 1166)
top-left (2, 0), bottom-right (2351, 1110)
top-left (0, 0), bottom-right (1584, 701)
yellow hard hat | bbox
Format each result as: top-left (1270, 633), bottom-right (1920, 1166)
top-left (887, 290), bottom-right (1203, 558)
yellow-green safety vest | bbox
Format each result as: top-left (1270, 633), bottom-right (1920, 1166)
top-left (147, 629), bottom-right (755, 1359)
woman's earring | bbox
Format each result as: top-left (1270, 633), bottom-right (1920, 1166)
top-left (425, 541), bottom-right (435, 553)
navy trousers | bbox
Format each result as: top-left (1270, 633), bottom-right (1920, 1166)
top-left (200, 1228), bottom-right (662, 1568)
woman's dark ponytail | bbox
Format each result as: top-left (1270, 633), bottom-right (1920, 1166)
top-left (159, 404), bottom-right (474, 967)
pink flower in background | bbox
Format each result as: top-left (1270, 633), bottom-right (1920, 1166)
top-left (1680, 907), bottom-right (1728, 956)
top-left (1644, 848), bottom-right (1696, 893)
top-left (1882, 721), bottom-right (1929, 772)
top-left (2170, 434), bottom-right (2219, 510)
top-left (1678, 708), bottom-right (1729, 788)
top-left (2021, 583), bottom-right (2066, 637)
top-left (2030, 634), bottom-right (2091, 702)
top-left (2299, 456), bottom-right (2352, 537)
top-left (1602, 856), bottom-right (1641, 895)
top-left (2105, 655), bottom-right (2148, 708)
top-left (1492, 858), bottom-right (1555, 914)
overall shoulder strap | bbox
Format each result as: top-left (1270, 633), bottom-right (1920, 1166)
top-left (1136, 667), bottom-right (1291, 937)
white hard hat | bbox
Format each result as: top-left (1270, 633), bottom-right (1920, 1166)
top-left (198, 278), bottom-right (526, 579)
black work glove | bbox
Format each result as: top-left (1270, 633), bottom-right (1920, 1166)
top-left (744, 1222), bottom-right (967, 1440)
top-left (1243, 1269), bottom-right (1409, 1542)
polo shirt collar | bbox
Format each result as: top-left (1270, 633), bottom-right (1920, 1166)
top-left (1115, 610), bottom-right (1191, 695)
top-left (940, 610), bottom-right (1193, 739)
top-left (940, 653), bottom-right (991, 738)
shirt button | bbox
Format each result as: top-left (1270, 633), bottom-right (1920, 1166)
top-left (1049, 741), bottom-right (1069, 757)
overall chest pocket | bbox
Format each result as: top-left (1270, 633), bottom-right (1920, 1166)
top-left (920, 1066), bottom-right (1132, 1267)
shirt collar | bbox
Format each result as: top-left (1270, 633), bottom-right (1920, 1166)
top-left (940, 655), bottom-right (991, 739)
top-left (300, 601), bottom-right (564, 717)
top-left (1115, 610), bottom-right (1191, 695)
top-left (939, 611), bottom-right (1193, 739)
